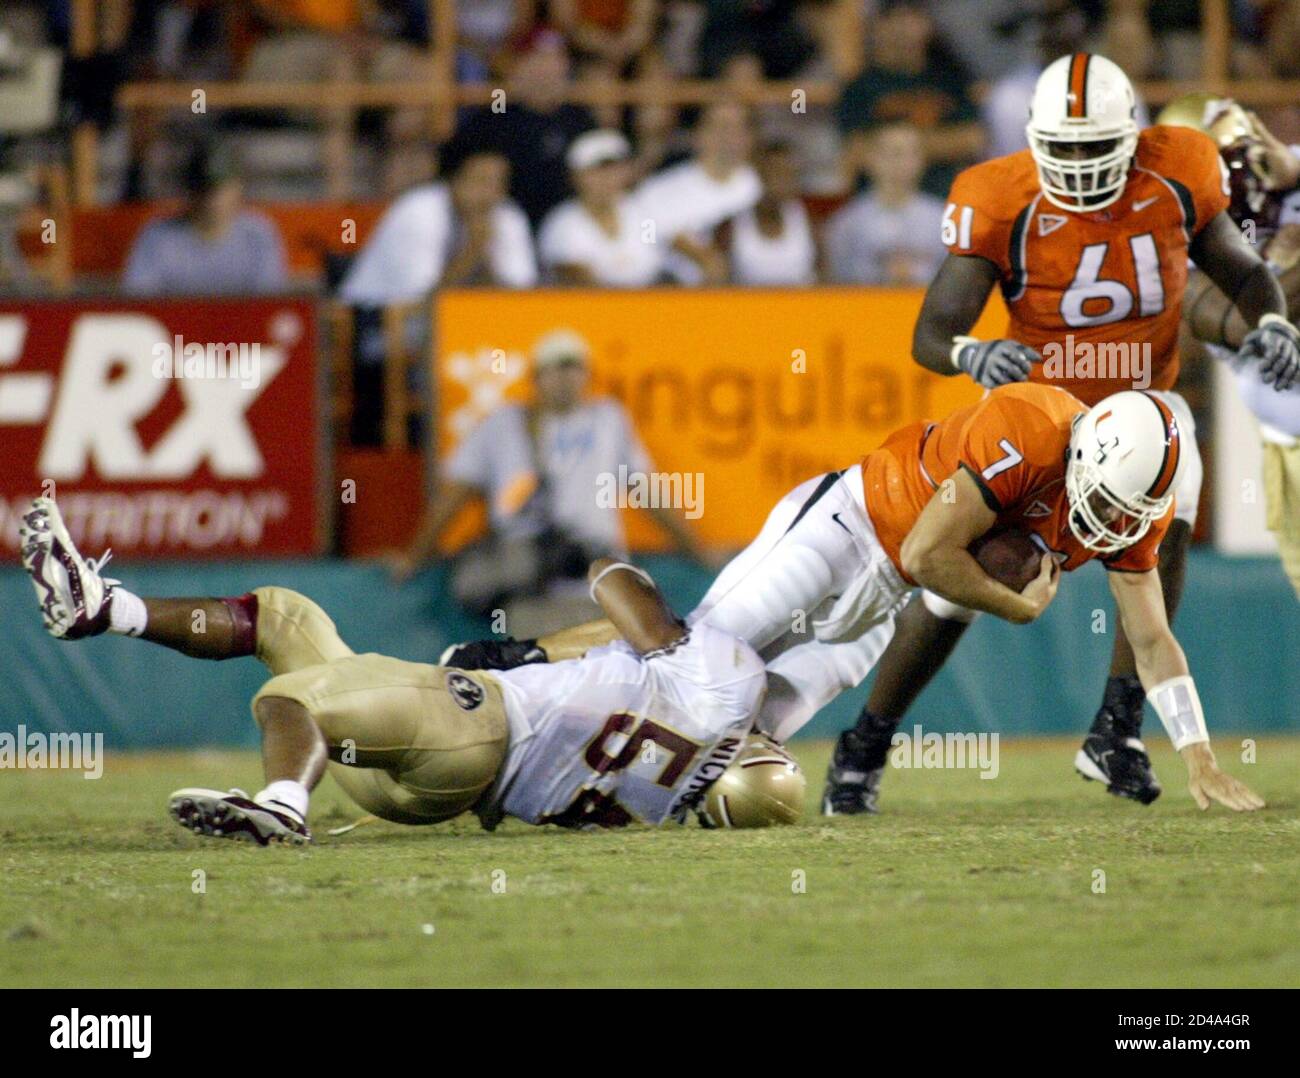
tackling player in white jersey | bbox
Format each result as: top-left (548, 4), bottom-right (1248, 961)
top-left (18, 498), bottom-right (803, 843)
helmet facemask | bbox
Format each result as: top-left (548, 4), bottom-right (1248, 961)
top-left (1026, 128), bottom-right (1139, 212)
top-left (1064, 442), bottom-right (1169, 555)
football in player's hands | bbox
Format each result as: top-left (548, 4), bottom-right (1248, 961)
top-left (969, 527), bottom-right (1043, 592)
top-left (955, 339), bottom-right (1039, 388)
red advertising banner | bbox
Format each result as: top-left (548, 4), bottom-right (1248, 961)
top-left (0, 298), bottom-right (322, 559)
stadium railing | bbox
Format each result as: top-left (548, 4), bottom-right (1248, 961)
top-left (59, 0), bottom-right (1300, 207)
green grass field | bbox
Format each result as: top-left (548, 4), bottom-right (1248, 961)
top-left (2, 737), bottom-right (1297, 988)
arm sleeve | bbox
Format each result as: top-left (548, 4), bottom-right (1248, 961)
top-left (942, 166), bottom-right (1012, 267)
top-left (1175, 127), bottom-right (1232, 237)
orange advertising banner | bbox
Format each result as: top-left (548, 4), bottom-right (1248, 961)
top-left (434, 287), bottom-right (1005, 550)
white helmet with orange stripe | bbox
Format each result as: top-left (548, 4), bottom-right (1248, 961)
top-left (1027, 53), bottom-right (1140, 212)
top-left (1065, 391), bottom-right (1184, 555)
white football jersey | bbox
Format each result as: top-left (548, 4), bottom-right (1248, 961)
top-left (480, 625), bottom-right (766, 828)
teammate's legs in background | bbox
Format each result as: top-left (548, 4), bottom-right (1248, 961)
top-left (822, 591), bottom-right (972, 814)
top-left (1262, 438), bottom-right (1300, 599)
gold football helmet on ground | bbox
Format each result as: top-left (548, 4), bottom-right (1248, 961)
top-left (699, 734), bottom-right (806, 828)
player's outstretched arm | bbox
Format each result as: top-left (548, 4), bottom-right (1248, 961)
top-left (1107, 568), bottom-right (1265, 812)
top-left (586, 558), bottom-right (685, 656)
top-left (1189, 211), bottom-right (1299, 391)
top-left (901, 468), bottom-right (1058, 624)
top-left (912, 254), bottom-right (1037, 386)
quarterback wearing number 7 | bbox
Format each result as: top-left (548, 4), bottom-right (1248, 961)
top-left (448, 381), bottom-right (1263, 814)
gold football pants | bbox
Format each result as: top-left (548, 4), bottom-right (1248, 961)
top-left (1263, 439), bottom-right (1300, 601)
top-left (248, 587), bottom-right (508, 824)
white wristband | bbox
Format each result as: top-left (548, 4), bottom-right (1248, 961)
top-left (1147, 675), bottom-right (1209, 751)
top-left (1258, 311), bottom-right (1289, 330)
top-left (588, 561), bottom-right (655, 603)
top-left (950, 335), bottom-right (978, 372)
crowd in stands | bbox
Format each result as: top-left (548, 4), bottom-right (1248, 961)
top-left (2, 1), bottom-right (1300, 296)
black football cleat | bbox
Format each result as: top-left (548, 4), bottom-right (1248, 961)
top-left (439, 637), bottom-right (548, 671)
top-left (821, 729), bottom-right (886, 816)
top-left (1074, 713), bottom-right (1162, 805)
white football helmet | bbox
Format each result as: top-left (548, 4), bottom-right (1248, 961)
top-left (1065, 391), bottom-right (1184, 555)
top-left (1026, 53), bottom-right (1139, 212)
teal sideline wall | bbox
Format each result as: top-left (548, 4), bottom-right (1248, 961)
top-left (2, 549), bottom-right (1296, 747)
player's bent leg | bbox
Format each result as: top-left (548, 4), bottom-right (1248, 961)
top-left (689, 470), bottom-right (860, 650)
top-left (254, 656), bottom-right (509, 826)
top-left (758, 616), bottom-right (900, 746)
top-left (252, 586), bottom-right (356, 674)
top-left (823, 592), bottom-right (974, 816)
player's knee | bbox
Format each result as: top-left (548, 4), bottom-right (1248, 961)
top-left (921, 589), bottom-right (979, 624)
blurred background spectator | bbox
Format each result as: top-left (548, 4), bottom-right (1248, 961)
top-left (725, 139), bottom-right (817, 284)
top-left (454, 28), bottom-right (595, 226)
top-left (636, 101), bottom-right (759, 283)
top-left (340, 145), bottom-right (536, 304)
top-left (539, 128), bottom-right (665, 285)
top-left (825, 120), bottom-right (944, 285)
top-left (122, 139), bottom-right (288, 294)
top-left (835, 0), bottom-right (983, 199)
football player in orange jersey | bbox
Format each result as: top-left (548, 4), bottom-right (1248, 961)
top-left (824, 54), bottom-right (1300, 815)
top-left (443, 382), bottom-right (1264, 812)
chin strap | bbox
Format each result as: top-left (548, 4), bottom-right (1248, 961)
top-left (1146, 675), bottom-right (1209, 751)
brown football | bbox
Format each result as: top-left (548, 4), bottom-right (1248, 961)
top-left (968, 527), bottom-right (1043, 593)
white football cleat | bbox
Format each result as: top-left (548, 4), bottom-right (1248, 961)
top-left (169, 788), bottom-right (312, 846)
top-left (18, 497), bottom-right (116, 640)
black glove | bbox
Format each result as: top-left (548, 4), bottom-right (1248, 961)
top-left (440, 637), bottom-right (547, 671)
top-left (1237, 314), bottom-right (1300, 392)
top-left (953, 338), bottom-right (1039, 388)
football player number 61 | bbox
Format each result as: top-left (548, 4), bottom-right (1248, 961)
top-left (943, 202), bottom-right (1166, 328)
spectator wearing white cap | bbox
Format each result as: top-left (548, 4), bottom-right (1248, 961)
top-left (339, 148), bottom-right (537, 305)
top-left (538, 129), bottom-right (666, 287)
top-left (387, 328), bottom-right (713, 626)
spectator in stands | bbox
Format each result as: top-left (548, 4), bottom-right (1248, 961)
top-left (551, 0), bottom-right (658, 72)
top-left (539, 129), bottom-right (666, 286)
top-left (386, 328), bottom-right (712, 631)
top-left (825, 120), bottom-right (945, 286)
top-left (981, 2), bottom-right (1148, 162)
top-left (456, 0), bottom-right (539, 76)
top-left (696, 0), bottom-right (813, 79)
top-left (453, 28), bottom-right (595, 226)
top-left (725, 140), bottom-right (817, 285)
top-left (122, 141), bottom-right (288, 295)
top-left (637, 101), bottom-right (760, 284)
top-left (339, 146), bottom-right (536, 304)
top-left (835, 0), bottom-right (983, 198)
